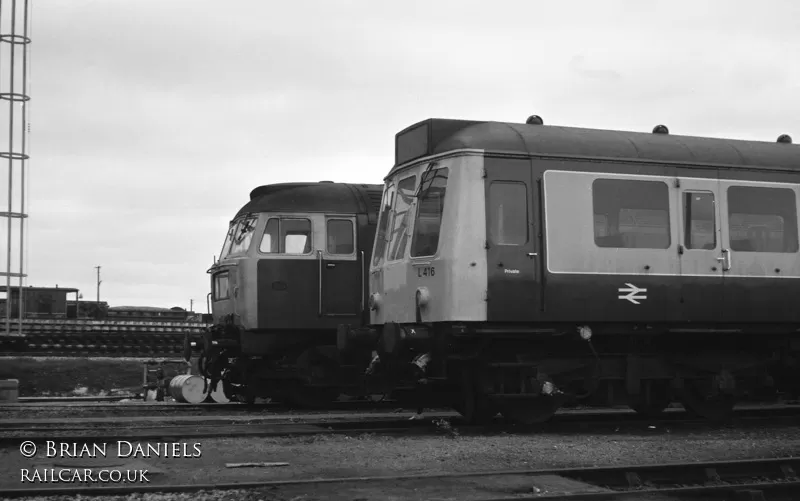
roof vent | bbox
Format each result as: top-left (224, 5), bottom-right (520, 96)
top-left (652, 125), bottom-right (669, 134)
top-left (319, 180), bottom-right (334, 183)
top-left (777, 134), bottom-right (792, 144)
top-left (526, 115), bottom-right (544, 125)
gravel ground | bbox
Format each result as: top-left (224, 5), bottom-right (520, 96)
top-left (1, 424), bottom-right (798, 500)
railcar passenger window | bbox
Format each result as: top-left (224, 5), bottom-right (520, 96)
top-left (592, 179), bottom-right (670, 249)
top-left (387, 176), bottom-right (417, 261)
top-left (488, 182), bottom-right (528, 245)
top-left (683, 192), bottom-right (716, 250)
top-left (727, 186), bottom-right (798, 253)
top-left (411, 168), bottom-right (449, 257)
top-left (327, 219), bottom-right (354, 255)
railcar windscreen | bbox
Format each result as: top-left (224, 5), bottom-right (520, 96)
top-left (410, 167), bottom-right (449, 257)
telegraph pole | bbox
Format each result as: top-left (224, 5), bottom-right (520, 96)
top-left (94, 266), bottom-right (101, 303)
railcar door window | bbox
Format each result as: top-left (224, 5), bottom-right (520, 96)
top-left (488, 181), bottom-right (528, 245)
top-left (327, 219), bottom-right (355, 255)
top-left (592, 179), bottom-right (671, 249)
top-left (213, 273), bottom-right (229, 300)
top-left (727, 186), bottom-right (798, 253)
top-left (258, 218), bottom-right (313, 254)
top-left (683, 192), bottom-right (716, 250)
top-left (410, 167), bottom-right (449, 257)
top-left (387, 176), bottom-right (417, 261)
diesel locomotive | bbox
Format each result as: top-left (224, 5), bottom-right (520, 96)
top-left (337, 116), bottom-right (800, 424)
top-left (193, 181), bottom-right (383, 406)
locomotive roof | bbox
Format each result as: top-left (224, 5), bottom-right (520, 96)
top-left (235, 182), bottom-right (384, 218)
top-left (392, 118), bottom-right (800, 174)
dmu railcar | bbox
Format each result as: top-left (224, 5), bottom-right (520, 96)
top-left (337, 116), bottom-right (800, 424)
top-left (193, 182), bottom-right (383, 406)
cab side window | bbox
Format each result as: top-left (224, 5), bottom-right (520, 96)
top-left (259, 218), bottom-right (312, 254)
top-left (327, 219), bottom-right (354, 255)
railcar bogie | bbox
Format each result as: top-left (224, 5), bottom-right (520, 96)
top-left (340, 117), bottom-right (800, 423)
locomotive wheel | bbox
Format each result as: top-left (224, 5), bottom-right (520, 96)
top-left (501, 397), bottom-right (561, 425)
top-left (678, 380), bottom-right (736, 421)
top-left (627, 380), bottom-right (672, 417)
top-left (454, 370), bottom-right (497, 425)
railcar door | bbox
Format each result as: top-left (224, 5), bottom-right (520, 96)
top-left (717, 180), bottom-right (800, 323)
top-left (321, 216), bottom-right (362, 317)
top-left (484, 157), bottom-right (539, 322)
top-left (675, 174), bottom-right (724, 323)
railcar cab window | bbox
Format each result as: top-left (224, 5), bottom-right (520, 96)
top-left (410, 167), bottom-right (449, 257)
top-left (727, 186), bottom-right (799, 253)
top-left (259, 217), bottom-right (313, 254)
top-left (489, 182), bottom-right (528, 245)
top-left (327, 219), bottom-right (354, 255)
top-left (226, 215), bottom-right (258, 256)
top-left (387, 176), bottom-right (417, 261)
top-left (592, 179), bottom-right (670, 249)
top-left (372, 184), bottom-right (396, 267)
top-left (684, 192), bottom-right (716, 250)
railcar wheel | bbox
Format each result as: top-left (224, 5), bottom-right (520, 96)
top-left (501, 397), bottom-right (561, 425)
top-left (678, 380), bottom-right (736, 421)
top-left (627, 380), bottom-right (672, 417)
top-left (454, 370), bottom-right (497, 425)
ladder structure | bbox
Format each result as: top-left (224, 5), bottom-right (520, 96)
top-left (0, 0), bottom-right (32, 338)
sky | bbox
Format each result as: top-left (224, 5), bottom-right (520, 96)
top-left (0, 0), bottom-right (798, 311)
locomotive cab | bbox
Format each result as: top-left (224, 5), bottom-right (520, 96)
top-left (194, 182), bottom-right (382, 406)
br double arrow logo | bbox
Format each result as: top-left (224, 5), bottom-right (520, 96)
top-left (618, 283), bottom-right (647, 305)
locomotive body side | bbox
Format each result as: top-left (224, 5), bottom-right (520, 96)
top-left (199, 182), bottom-right (383, 405)
top-left (340, 118), bottom-right (800, 423)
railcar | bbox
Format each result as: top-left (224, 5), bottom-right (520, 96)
top-left (194, 181), bottom-right (383, 406)
top-left (337, 116), bottom-right (800, 424)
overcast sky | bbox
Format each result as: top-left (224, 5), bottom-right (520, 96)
top-left (0, 0), bottom-right (797, 310)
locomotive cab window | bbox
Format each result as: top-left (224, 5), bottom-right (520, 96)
top-left (592, 179), bottom-right (670, 249)
top-left (259, 217), bottom-right (313, 255)
top-left (684, 192), bottom-right (716, 250)
top-left (327, 219), bottom-right (355, 255)
top-left (489, 181), bottom-right (528, 245)
top-left (727, 186), bottom-right (798, 253)
top-left (410, 167), bottom-right (449, 257)
top-left (227, 215), bottom-right (258, 256)
top-left (213, 272), bottom-right (229, 300)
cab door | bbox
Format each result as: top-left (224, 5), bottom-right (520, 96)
top-left (484, 157), bottom-right (539, 322)
top-left (321, 217), bottom-right (361, 317)
top-left (675, 172), bottom-right (724, 323)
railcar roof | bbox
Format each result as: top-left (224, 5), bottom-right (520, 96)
top-left (392, 118), bottom-right (800, 174)
top-left (235, 182), bottom-right (384, 218)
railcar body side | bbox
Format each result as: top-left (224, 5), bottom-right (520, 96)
top-left (198, 182), bottom-right (383, 405)
top-left (339, 118), bottom-right (800, 423)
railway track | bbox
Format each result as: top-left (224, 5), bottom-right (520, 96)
top-left (1, 457), bottom-right (798, 499)
top-left (3, 404), bottom-right (800, 444)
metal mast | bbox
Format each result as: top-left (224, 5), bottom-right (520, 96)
top-left (0, 0), bottom-right (32, 337)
